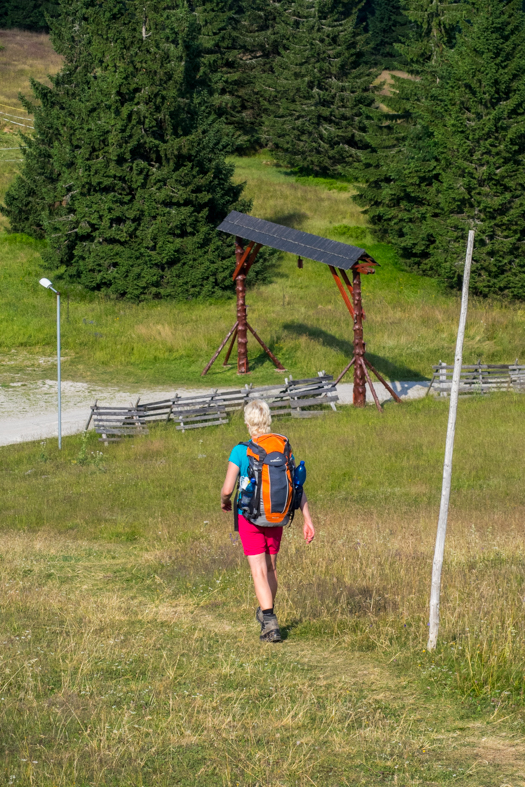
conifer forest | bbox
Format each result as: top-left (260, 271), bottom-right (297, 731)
top-left (3, 0), bottom-right (525, 301)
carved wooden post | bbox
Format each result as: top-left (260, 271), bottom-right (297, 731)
top-left (235, 236), bottom-right (249, 374)
top-left (352, 269), bottom-right (366, 407)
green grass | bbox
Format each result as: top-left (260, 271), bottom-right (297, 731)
top-left (1, 31), bottom-right (524, 392)
top-left (2, 154), bottom-right (525, 388)
top-left (2, 29), bottom-right (525, 786)
top-left (1, 396), bottom-right (525, 784)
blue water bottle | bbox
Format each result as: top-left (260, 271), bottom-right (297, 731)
top-left (294, 460), bottom-right (306, 487)
top-left (239, 478), bottom-right (256, 511)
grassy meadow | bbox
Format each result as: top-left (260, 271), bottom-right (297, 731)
top-left (2, 159), bottom-right (525, 389)
top-left (1, 396), bottom-right (525, 784)
top-left (1, 30), bottom-right (525, 388)
top-left (2, 28), bottom-right (525, 787)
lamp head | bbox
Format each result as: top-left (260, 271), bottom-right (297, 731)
top-left (39, 277), bottom-right (58, 294)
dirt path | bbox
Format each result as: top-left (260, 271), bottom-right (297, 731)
top-left (0, 379), bottom-right (429, 446)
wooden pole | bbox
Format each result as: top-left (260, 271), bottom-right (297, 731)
top-left (201, 321), bottom-right (239, 376)
top-left (223, 325), bottom-right (238, 366)
top-left (334, 356), bottom-right (355, 385)
top-left (352, 270), bottom-right (366, 407)
top-left (235, 236), bottom-right (249, 374)
top-left (360, 357), bottom-right (382, 412)
top-left (364, 358), bottom-right (403, 404)
top-left (427, 230), bottom-right (474, 651)
top-left (246, 322), bottom-right (286, 371)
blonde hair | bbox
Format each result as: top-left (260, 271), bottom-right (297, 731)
top-left (244, 399), bottom-right (272, 438)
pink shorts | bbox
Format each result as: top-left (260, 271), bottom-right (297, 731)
top-left (238, 514), bottom-right (284, 556)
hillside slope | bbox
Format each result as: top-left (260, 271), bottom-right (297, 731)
top-left (0, 31), bottom-right (524, 389)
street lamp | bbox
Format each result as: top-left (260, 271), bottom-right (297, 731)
top-left (39, 277), bottom-right (61, 449)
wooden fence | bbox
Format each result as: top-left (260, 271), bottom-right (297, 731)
top-left (85, 373), bottom-right (338, 442)
top-left (427, 361), bottom-right (525, 397)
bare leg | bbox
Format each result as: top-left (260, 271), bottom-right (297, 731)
top-left (247, 553), bottom-right (275, 610)
top-left (266, 553), bottom-right (278, 604)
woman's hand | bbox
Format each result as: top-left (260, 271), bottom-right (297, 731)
top-left (221, 495), bottom-right (232, 512)
top-left (303, 520), bottom-right (315, 543)
top-left (300, 494), bottom-right (315, 543)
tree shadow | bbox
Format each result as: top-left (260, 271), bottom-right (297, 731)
top-left (283, 322), bottom-right (427, 381)
top-left (266, 211), bottom-right (309, 230)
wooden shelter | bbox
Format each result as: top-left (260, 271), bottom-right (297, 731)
top-left (202, 211), bottom-right (401, 410)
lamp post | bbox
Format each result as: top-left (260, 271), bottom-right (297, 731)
top-left (39, 278), bottom-right (61, 449)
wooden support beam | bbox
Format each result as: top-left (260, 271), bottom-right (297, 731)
top-left (243, 243), bottom-right (262, 277)
top-left (329, 265), bottom-right (354, 318)
top-left (364, 358), bottom-right (402, 404)
top-left (223, 325), bottom-right (238, 366)
top-left (360, 357), bottom-right (383, 413)
top-left (334, 356), bottom-right (355, 385)
top-left (201, 321), bottom-right (239, 376)
top-left (232, 241), bottom-right (255, 281)
top-left (339, 268), bottom-right (354, 296)
top-left (247, 322), bottom-right (286, 371)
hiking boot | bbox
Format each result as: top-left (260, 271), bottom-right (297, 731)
top-left (255, 606), bottom-right (264, 627)
top-left (260, 613), bottom-right (282, 643)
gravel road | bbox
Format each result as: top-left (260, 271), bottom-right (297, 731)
top-left (0, 379), bottom-right (429, 447)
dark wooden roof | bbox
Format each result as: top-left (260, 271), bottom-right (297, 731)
top-left (217, 211), bottom-right (375, 270)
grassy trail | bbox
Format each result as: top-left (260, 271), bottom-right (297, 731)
top-left (1, 31), bottom-right (525, 785)
top-left (1, 397), bottom-right (525, 784)
top-left (2, 532), bottom-right (525, 787)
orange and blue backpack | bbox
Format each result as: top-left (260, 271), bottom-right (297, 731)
top-left (234, 433), bottom-right (298, 530)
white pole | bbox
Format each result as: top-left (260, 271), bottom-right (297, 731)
top-left (427, 230), bottom-right (474, 651)
top-left (57, 292), bottom-right (62, 450)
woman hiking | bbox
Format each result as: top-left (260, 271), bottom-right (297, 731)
top-left (221, 400), bottom-right (315, 642)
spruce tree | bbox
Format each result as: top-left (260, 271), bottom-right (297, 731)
top-left (0, 0), bottom-right (59, 32)
top-left (399, 0), bottom-right (466, 68)
top-left (358, 0), bottom-right (525, 299)
top-left (193, 0), bottom-right (281, 152)
top-left (355, 71), bottom-right (441, 270)
top-left (263, 0), bottom-right (374, 176)
top-left (193, 0), bottom-right (247, 150)
top-left (368, 0), bottom-right (406, 67)
top-left (2, 0), bottom-right (249, 301)
top-left (426, 0), bottom-right (525, 297)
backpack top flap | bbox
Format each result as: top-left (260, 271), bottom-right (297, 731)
top-left (247, 434), bottom-right (293, 524)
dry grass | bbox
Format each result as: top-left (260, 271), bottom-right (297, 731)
top-left (1, 397), bottom-right (525, 783)
top-left (1, 520), bottom-right (525, 785)
top-left (0, 29), bottom-right (63, 229)
top-left (0, 28), bottom-right (63, 110)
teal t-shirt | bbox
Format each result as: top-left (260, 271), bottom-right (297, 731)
top-left (228, 441), bottom-right (251, 514)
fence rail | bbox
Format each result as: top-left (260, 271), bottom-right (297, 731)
top-left (86, 373), bottom-right (338, 442)
top-left (427, 361), bottom-right (525, 397)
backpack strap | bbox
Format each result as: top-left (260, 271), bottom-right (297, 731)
top-left (233, 476), bottom-right (240, 532)
top-left (246, 441), bottom-right (267, 461)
